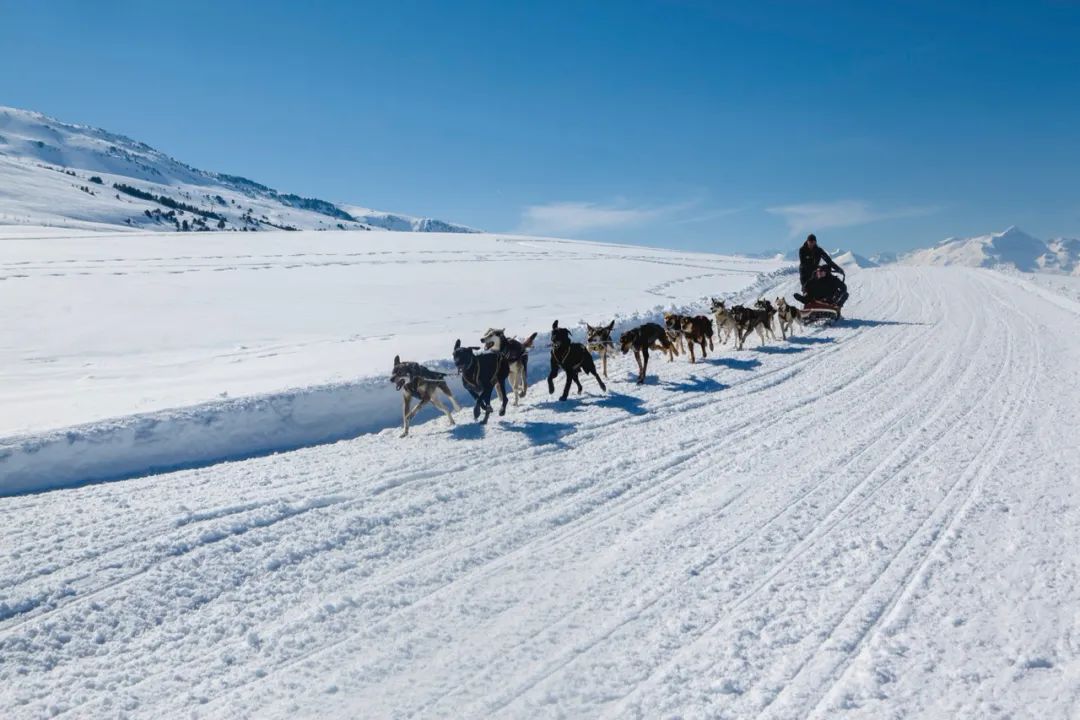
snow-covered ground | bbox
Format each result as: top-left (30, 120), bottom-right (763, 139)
top-left (2, 256), bottom-right (1079, 719)
top-left (0, 228), bottom-right (782, 490)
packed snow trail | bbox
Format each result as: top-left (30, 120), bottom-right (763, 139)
top-left (1, 267), bottom-right (1078, 719)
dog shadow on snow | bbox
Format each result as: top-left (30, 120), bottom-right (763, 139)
top-left (664, 376), bottom-right (729, 394)
top-left (704, 357), bottom-right (762, 371)
top-left (502, 420), bottom-right (577, 448)
top-left (449, 423), bottom-right (487, 440)
top-left (534, 390), bottom-right (647, 416)
top-left (753, 345), bottom-right (805, 355)
top-left (595, 391), bottom-right (648, 416)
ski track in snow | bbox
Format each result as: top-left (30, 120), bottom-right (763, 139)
top-left (1, 267), bottom-right (1079, 719)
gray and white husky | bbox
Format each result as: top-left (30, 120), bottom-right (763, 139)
top-left (710, 297), bottom-right (738, 345)
top-left (586, 320), bottom-right (616, 378)
top-left (390, 355), bottom-right (461, 437)
top-left (480, 328), bottom-right (537, 406)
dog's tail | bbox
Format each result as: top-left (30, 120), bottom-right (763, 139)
top-left (521, 331), bottom-right (538, 350)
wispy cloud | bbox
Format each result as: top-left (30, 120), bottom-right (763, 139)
top-left (767, 200), bottom-right (937, 238)
top-left (517, 199), bottom-right (741, 235)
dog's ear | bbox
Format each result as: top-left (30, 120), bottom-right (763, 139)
top-left (394, 354), bottom-right (400, 365)
top-left (586, 323), bottom-right (594, 332)
top-left (606, 320), bottom-right (615, 331)
top-left (552, 320), bottom-right (559, 330)
top-left (454, 339), bottom-right (461, 350)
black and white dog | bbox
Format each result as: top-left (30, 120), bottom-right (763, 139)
top-left (481, 328), bottom-right (538, 406)
top-left (754, 298), bottom-right (778, 340)
top-left (729, 304), bottom-right (771, 350)
top-left (619, 322), bottom-right (676, 384)
top-left (452, 339), bottom-right (510, 423)
top-left (586, 320), bottom-right (616, 378)
top-left (775, 297), bottom-right (802, 339)
top-left (548, 320), bottom-right (607, 401)
top-left (390, 355), bottom-right (461, 437)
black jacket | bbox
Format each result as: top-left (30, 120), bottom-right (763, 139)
top-left (799, 243), bottom-right (843, 287)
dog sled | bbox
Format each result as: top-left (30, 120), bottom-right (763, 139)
top-left (796, 267), bottom-right (848, 322)
top-left (798, 298), bottom-right (841, 322)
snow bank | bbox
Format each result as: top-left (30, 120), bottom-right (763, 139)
top-left (0, 268), bottom-right (795, 495)
top-left (0, 377), bottom-right (399, 495)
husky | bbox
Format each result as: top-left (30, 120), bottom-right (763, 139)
top-left (452, 339), bottom-right (510, 423)
top-left (619, 322), bottom-right (676, 384)
top-left (679, 315), bottom-right (714, 363)
top-left (729, 304), bottom-right (771, 350)
top-left (548, 320), bottom-right (607, 401)
top-left (710, 298), bottom-right (738, 345)
top-left (775, 297), bottom-right (802, 339)
top-left (754, 298), bottom-right (778, 340)
top-left (481, 328), bottom-right (538, 406)
top-left (586, 320), bottom-right (616, 378)
top-left (390, 355), bottom-right (461, 437)
top-left (663, 312), bottom-right (689, 356)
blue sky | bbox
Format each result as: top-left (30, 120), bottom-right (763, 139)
top-left (2, 0), bottom-right (1078, 253)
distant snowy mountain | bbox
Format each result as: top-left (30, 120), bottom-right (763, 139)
top-left (0, 106), bottom-right (477, 233)
top-left (832, 249), bottom-right (879, 268)
top-left (902, 226), bottom-right (1080, 275)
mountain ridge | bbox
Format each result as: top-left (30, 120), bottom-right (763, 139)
top-left (0, 106), bottom-right (478, 234)
top-left (900, 226), bottom-right (1080, 275)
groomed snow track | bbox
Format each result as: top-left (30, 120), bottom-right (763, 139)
top-left (1, 266), bottom-right (1078, 719)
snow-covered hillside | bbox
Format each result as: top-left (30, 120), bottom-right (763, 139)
top-left (902, 226), bottom-right (1080, 275)
top-left (2, 259), bottom-right (1079, 719)
top-left (0, 106), bottom-right (475, 233)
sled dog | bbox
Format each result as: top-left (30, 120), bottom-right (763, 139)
top-left (679, 315), bottom-right (715, 363)
top-left (452, 339), bottom-right (510, 423)
top-left (620, 322), bottom-right (676, 384)
top-left (775, 297), bottom-right (802, 339)
top-left (710, 298), bottom-right (738, 345)
top-left (548, 320), bottom-right (607, 401)
top-left (481, 328), bottom-right (537, 406)
top-left (390, 355), bottom-right (461, 437)
top-left (586, 320), bottom-right (616, 378)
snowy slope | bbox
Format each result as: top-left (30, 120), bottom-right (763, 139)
top-left (1, 265), bottom-right (1078, 719)
top-left (0, 106), bottom-right (475, 233)
top-left (902, 225), bottom-right (1080, 274)
top-left (0, 228), bottom-right (785, 489)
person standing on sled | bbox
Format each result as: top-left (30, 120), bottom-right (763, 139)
top-left (794, 233), bottom-right (848, 310)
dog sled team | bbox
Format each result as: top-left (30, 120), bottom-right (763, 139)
top-left (390, 233), bottom-right (849, 436)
